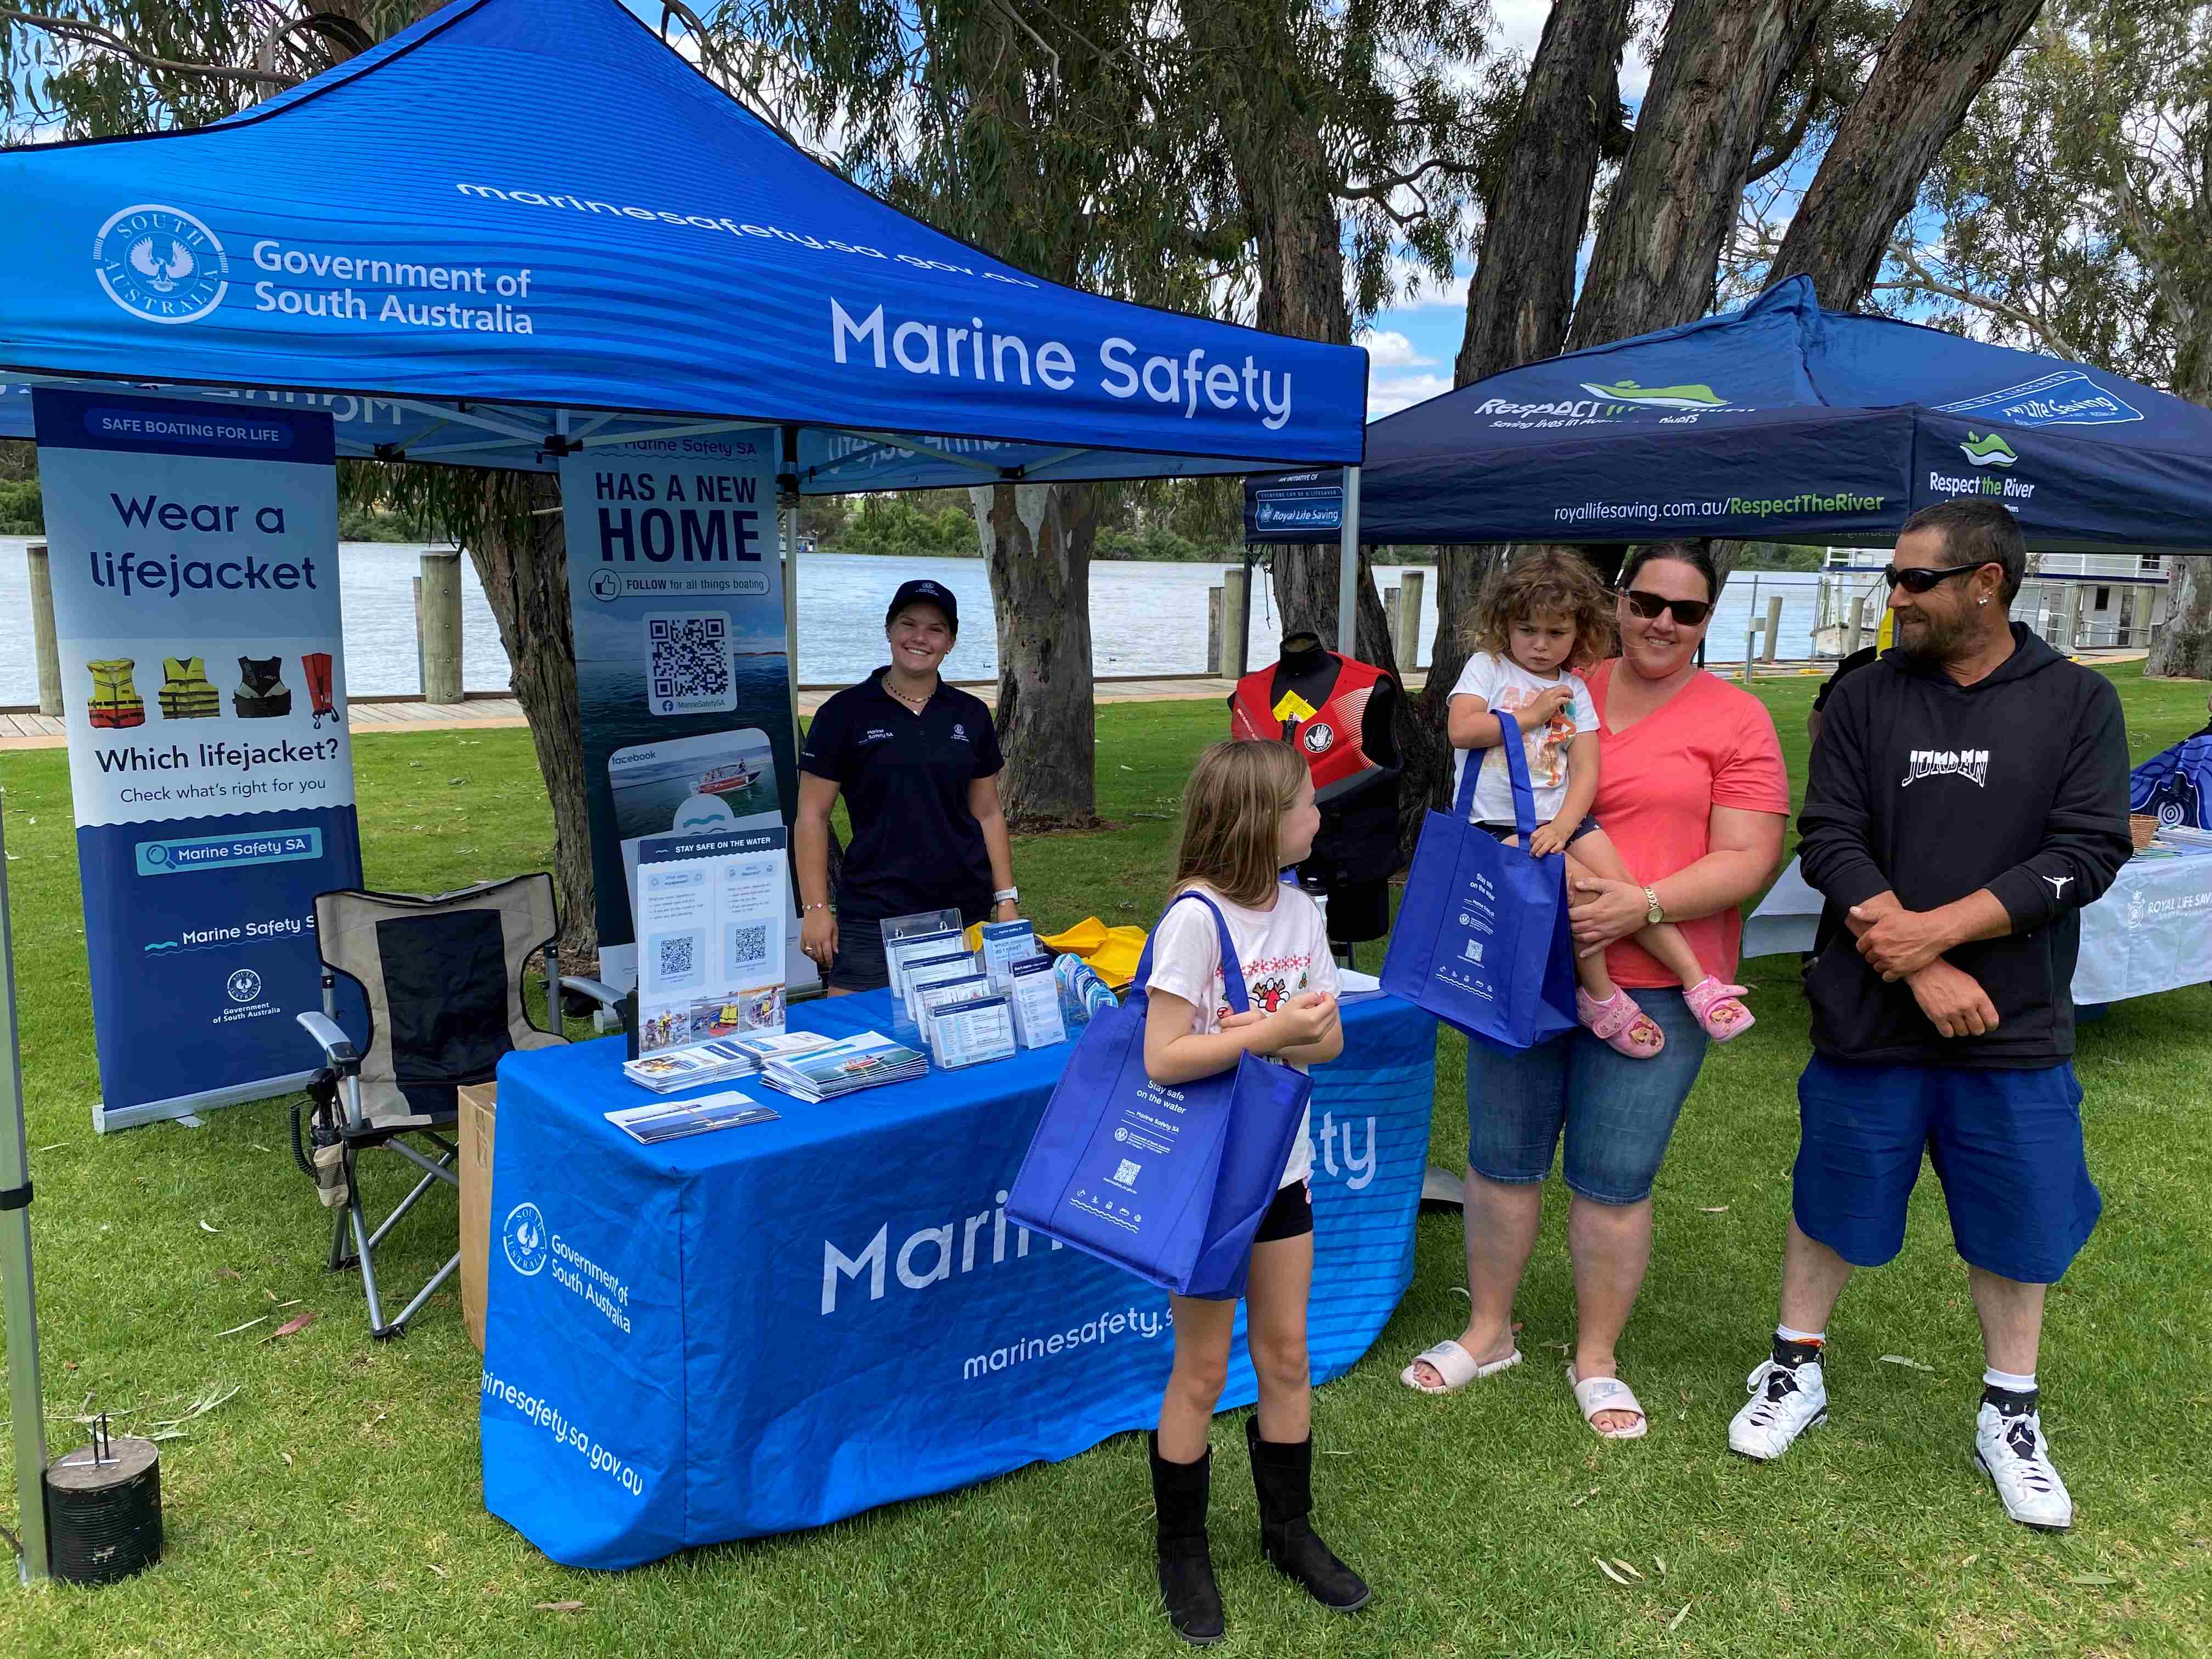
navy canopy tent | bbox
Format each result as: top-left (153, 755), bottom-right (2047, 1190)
top-left (0, 0), bottom-right (1366, 486)
top-left (1246, 278), bottom-right (2212, 554)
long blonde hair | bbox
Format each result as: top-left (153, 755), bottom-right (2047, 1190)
top-left (1171, 740), bottom-right (1307, 908)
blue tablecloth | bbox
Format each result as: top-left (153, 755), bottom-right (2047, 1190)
top-left (479, 987), bottom-right (1437, 1569)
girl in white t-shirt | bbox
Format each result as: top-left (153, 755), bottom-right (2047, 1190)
top-left (1139, 739), bottom-right (1368, 1645)
top-left (1449, 552), bottom-right (1753, 1057)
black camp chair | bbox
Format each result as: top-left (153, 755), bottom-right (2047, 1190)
top-left (294, 874), bottom-right (619, 1339)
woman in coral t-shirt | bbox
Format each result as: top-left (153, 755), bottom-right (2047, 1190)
top-left (1402, 543), bottom-right (1788, 1439)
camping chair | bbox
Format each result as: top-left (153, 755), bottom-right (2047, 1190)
top-left (293, 874), bottom-right (619, 1340)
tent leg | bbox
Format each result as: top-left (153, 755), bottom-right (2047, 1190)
top-left (1336, 465), bottom-right (1362, 655)
top-left (0, 805), bottom-right (51, 1584)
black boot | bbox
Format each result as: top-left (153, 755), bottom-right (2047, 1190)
top-left (1150, 1434), bottom-right (1226, 1646)
top-left (1245, 1417), bottom-right (1371, 1612)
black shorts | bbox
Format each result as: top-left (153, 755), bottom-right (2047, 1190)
top-left (1252, 1178), bottom-right (1313, 1244)
top-left (829, 904), bottom-right (991, 993)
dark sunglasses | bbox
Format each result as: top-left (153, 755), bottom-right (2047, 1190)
top-left (1621, 588), bottom-right (1713, 627)
top-left (1881, 560), bottom-right (1995, 594)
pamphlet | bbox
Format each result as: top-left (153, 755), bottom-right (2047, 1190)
top-left (622, 1036), bottom-right (761, 1093)
top-left (979, 919), bottom-right (1038, 990)
top-left (633, 827), bottom-right (789, 1056)
top-left (913, 971), bottom-right (992, 1045)
top-left (880, 910), bottom-right (963, 1001)
top-left (900, 949), bottom-right (980, 1036)
top-left (930, 994), bottom-right (1017, 1069)
top-left (759, 1030), bottom-right (929, 1101)
top-left (1007, 955), bottom-right (1068, 1048)
top-left (604, 1090), bottom-right (781, 1146)
top-left (726, 1028), bottom-right (841, 1064)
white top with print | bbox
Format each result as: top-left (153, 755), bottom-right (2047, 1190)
top-left (1448, 651), bottom-right (1600, 827)
top-left (1144, 882), bottom-right (1338, 1189)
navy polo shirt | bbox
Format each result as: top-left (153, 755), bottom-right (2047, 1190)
top-left (799, 667), bottom-right (1006, 923)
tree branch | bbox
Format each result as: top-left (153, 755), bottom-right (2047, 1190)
top-left (1875, 242), bottom-right (2087, 362)
top-left (1746, 86), bottom-right (1821, 185)
top-left (0, 8), bottom-right (300, 87)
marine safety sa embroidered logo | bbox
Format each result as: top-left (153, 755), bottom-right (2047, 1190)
top-left (1900, 747), bottom-right (1991, 789)
top-left (94, 204), bottom-right (229, 324)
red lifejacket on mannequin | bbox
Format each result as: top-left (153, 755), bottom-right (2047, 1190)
top-left (1230, 653), bottom-right (1390, 794)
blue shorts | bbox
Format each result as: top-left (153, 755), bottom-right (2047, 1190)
top-left (1792, 1058), bottom-right (2101, 1284)
top-left (1466, 987), bottom-right (1709, 1205)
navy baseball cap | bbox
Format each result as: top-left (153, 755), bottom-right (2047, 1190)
top-left (887, 578), bottom-right (958, 631)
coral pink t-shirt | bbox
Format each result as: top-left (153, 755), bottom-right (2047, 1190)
top-left (1584, 659), bottom-right (1790, 989)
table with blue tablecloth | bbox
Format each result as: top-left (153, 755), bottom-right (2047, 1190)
top-left (478, 986), bottom-right (1437, 1570)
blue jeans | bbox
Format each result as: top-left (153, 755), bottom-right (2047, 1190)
top-left (1466, 988), bottom-right (1709, 1205)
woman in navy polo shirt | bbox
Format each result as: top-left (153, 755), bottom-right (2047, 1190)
top-left (794, 579), bottom-right (1021, 993)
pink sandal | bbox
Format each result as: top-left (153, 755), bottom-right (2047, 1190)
top-left (1684, 976), bottom-right (1755, 1041)
top-left (1577, 988), bottom-right (1666, 1059)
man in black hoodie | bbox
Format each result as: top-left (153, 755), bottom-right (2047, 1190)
top-left (1726, 499), bottom-right (2130, 1531)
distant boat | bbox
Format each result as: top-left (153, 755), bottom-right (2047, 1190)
top-left (698, 760), bottom-right (760, 795)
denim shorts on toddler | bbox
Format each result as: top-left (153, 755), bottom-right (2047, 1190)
top-left (1791, 1057), bottom-right (2101, 1284)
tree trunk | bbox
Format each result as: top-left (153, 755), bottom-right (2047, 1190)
top-left (1767, 0), bottom-right (2045, 308)
top-left (1410, 0), bottom-right (1630, 849)
top-left (463, 472), bottom-right (597, 958)
top-left (2147, 558), bottom-right (2212, 679)
top-left (1453, 0), bottom-right (1633, 385)
top-left (970, 482), bottom-right (1099, 828)
top-left (1571, 0), bottom-right (1830, 347)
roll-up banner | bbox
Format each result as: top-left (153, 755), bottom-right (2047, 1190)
top-left (31, 390), bottom-right (363, 1132)
top-left (558, 437), bottom-right (810, 994)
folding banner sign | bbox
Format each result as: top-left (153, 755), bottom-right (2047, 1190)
top-left (32, 389), bottom-right (363, 1132)
top-left (558, 438), bottom-right (804, 991)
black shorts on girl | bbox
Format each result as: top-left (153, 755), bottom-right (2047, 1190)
top-left (1252, 1178), bottom-right (1313, 1244)
top-left (1477, 816), bottom-right (1600, 845)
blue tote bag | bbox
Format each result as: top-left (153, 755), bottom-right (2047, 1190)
top-left (1006, 893), bottom-right (1312, 1300)
top-left (1381, 710), bottom-right (1580, 1050)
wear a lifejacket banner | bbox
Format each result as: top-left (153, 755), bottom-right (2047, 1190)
top-left (558, 439), bottom-right (803, 993)
top-left (31, 389), bottom-right (363, 1130)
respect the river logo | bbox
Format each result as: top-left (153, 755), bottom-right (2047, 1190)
top-left (1959, 432), bottom-right (2019, 469)
top-left (1577, 379), bottom-right (1731, 412)
top-left (94, 204), bottom-right (229, 324)
top-left (503, 1201), bottom-right (550, 1276)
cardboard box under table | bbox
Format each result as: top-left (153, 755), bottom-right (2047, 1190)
top-left (478, 985), bottom-right (1436, 1569)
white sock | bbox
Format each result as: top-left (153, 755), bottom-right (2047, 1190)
top-left (1776, 1324), bottom-right (1826, 1346)
top-left (1983, 1367), bottom-right (2037, 1395)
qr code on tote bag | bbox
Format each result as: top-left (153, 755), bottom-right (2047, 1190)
top-left (646, 613), bottom-right (735, 715)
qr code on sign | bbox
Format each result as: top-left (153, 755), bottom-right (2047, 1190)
top-left (658, 935), bottom-right (695, 978)
top-left (729, 923), bottom-right (768, 968)
top-left (647, 612), bottom-right (735, 715)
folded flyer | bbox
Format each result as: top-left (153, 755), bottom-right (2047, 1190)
top-left (930, 994), bottom-right (1017, 1070)
top-left (621, 1037), bottom-right (761, 1093)
top-left (761, 1030), bottom-right (929, 1101)
top-left (605, 1090), bottom-right (781, 1145)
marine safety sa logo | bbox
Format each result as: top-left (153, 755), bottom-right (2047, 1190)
top-left (94, 204), bottom-right (229, 324)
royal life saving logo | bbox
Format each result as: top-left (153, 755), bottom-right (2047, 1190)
top-left (94, 204), bottom-right (229, 324)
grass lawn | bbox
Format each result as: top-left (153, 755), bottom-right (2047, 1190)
top-left (3, 663), bottom-right (2209, 1657)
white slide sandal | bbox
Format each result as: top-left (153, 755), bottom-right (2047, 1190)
top-left (1567, 1364), bottom-right (1649, 1440)
top-left (1400, 1339), bottom-right (1524, 1395)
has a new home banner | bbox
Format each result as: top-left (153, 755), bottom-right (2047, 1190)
top-left (32, 388), bottom-right (363, 1130)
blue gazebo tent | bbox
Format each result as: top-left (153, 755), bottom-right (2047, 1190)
top-left (1245, 278), bottom-right (2212, 555)
top-left (0, 0), bottom-right (1367, 486)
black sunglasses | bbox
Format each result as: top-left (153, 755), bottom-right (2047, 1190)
top-left (1621, 588), bottom-right (1713, 627)
top-left (1881, 560), bottom-right (1995, 594)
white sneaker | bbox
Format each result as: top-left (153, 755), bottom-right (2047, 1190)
top-left (1975, 1400), bottom-right (2074, 1530)
top-left (1728, 1355), bottom-right (1829, 1460)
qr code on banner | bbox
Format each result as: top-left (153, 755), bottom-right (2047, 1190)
top-left (658, 935), bottom-right (695, 979)
top-left (647, 612), bottom-right (735, 715)
top-left (729, 923), bottom-right (769, 969)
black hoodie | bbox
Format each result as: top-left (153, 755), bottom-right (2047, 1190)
top-left (1798, 624), bottom-right (2131, 1068)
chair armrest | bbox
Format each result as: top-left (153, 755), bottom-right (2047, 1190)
top-left (296, 1011), bottom-right (360, 1072)
top-left (558, 975), bottom-right (623, 1011)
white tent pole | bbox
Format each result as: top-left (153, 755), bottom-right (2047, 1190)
top-left (0, 800), bottom-right (50, 1585)
top-left (1336, 465), bottom-right (1363, 654)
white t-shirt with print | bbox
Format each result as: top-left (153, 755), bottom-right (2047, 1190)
top-left (1143, 882), bottom-right (1337, 1189)
top-left (1448, 651), bottom-right (1600, 827)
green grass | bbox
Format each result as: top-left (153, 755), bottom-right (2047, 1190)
top-left (3, 665), bottom-right (2209, 1657)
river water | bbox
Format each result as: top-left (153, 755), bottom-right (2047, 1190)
top-left (0, 538), bottom-right (1825, 702)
